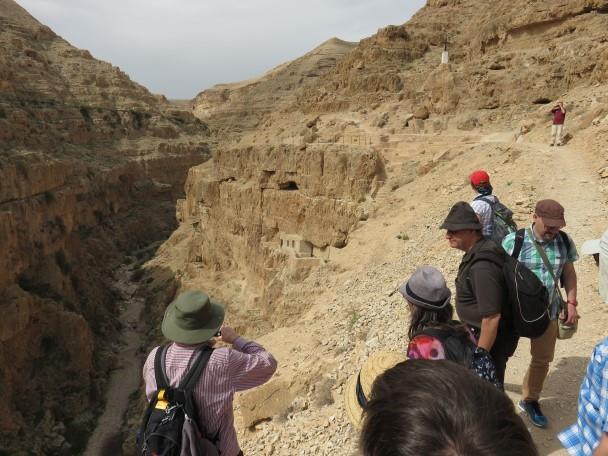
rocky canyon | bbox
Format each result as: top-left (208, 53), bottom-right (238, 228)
top-left (2, 0), bottom-right (608, 455)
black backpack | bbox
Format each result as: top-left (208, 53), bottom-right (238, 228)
top-left (475, 195), bottom-right (518, 244)
top-left (138, 345), bottom-right (219, 456)
top-left (412, 326), bottom-right (476, 367)
top-left (472, 238), bottom-right (549, 339)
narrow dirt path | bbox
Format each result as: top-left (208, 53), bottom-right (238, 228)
top-left (536, 141), bottom-right (607, 240)
top-left (83, 265), bottom-right (146, 456)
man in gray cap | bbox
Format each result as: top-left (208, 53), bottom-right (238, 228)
top-left (441, 202), bottom-right (518, 386)
top-left (142, 290), bottom-right (277, 456)
top-left (502, 199), bottom-right (578, 428)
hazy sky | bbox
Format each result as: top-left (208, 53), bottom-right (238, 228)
top-left (16, 0), bottom-right (426, 99)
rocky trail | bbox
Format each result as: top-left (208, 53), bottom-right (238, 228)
top-left (234, 128), bottom-right (608, 456)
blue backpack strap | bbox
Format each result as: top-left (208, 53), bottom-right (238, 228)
top-left (511, 228), bottom-right (526, 259)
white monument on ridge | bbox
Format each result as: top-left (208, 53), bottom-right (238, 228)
top-left (441, 40), bottom-right (449, 64)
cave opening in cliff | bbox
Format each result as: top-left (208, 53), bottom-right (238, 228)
top-left (278, 181), bottom-right (299, 191)
top-left (532, 97), bottom-right (552, 104)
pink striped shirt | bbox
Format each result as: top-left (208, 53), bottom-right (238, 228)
top-left (143, 337), bottom-right (277, 456)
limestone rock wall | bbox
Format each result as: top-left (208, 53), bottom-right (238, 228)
top-left (0, 1), bottom-right (212, 453)
top-left (178, 144), bottom-right (383, 321)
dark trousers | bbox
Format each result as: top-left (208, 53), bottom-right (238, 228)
top-left (470, 321), bottom-right (519, 384)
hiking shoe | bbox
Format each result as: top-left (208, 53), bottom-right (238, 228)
top-left (518, 400), bottom-right (548, 428)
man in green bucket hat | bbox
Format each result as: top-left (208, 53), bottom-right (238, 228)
top-left (142, 290), bottom-right (277, 456)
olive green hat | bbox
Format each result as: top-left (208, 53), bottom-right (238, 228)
top-left (161, 290), bottom-right (225, 344)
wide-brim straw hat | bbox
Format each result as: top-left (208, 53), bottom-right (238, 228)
top-left (344, 351), bottom-right (406, 429)
top-left (161, 290), bottom-right (225, 344)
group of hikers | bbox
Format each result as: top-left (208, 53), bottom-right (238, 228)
top-left (133, 165), bottom-right (607, 456)
top-left (345, 169), bottom-right (608, 456)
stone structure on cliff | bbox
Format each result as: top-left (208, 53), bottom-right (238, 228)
top-left (174, 143), bottom-right (384, 322)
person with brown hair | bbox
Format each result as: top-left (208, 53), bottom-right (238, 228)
top-left (360, 360), bottom-right (538, 456)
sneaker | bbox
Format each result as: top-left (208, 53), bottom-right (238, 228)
top-left (518, 400), bottom-right (548, 428)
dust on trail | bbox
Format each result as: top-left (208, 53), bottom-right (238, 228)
top-left (83, 265), bottom-right (146, 456)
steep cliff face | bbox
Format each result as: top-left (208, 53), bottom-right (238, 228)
top-left (0, 1), bottom-right (211, 454)
top-left (193, 0), bottom-right (608, 145)
top-left (191, 38), bottom-right (356, 139)
top-left (169, 144), bottom-right (383, 327)
top-left (297, 0), bottom-right (608, 113)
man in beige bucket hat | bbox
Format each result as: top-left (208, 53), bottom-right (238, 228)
top-left (142, 290), bottom-right (277, 456)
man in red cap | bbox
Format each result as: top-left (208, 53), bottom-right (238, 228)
top-left (502, 199), bottom-right (579, 429)
top-left (469, 170), bottom-right (516, 244)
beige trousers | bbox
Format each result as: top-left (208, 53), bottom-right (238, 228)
top-left (522, 319), bottom-right (558, 401)
top-left (551, 124), bottom-right (564, 145)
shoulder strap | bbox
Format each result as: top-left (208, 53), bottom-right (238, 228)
top-left (527, 228), bottom-right (563, 302)
top-left (559, 230), bottom-right (571, 253)
top-left (180, 347), bottom-right (214, 436)
top-left (511, 228), bottom-right (525, 259)
top-left (474, 195), bottom-right (494, 206)
top-left (154, 345), bottom-right (170, 390)
top-left (179, 346), bottom-right (213, 391)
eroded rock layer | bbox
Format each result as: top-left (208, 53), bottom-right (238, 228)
top-left (0, 1), bottom-right (210, 453)
top-left (176, 144), bottom-right (383, 324)
top-left (193, 0), bottom-right (608, 145)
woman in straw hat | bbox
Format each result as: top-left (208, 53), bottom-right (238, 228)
top-left (344, 351), bottom-right (406, 429)
top-left (399, 266), bottom-right (500, 388)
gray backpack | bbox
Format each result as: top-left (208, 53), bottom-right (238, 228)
top-left (475, 195), bottom-right (517, 244)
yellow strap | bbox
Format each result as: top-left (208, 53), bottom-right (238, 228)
top-left (155, 389), bottom-right (168, 410)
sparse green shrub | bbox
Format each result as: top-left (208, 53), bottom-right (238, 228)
top-left (396, 232), bottom-right (410, 241)
top-left (348, 310), bottom-right (360, 329)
